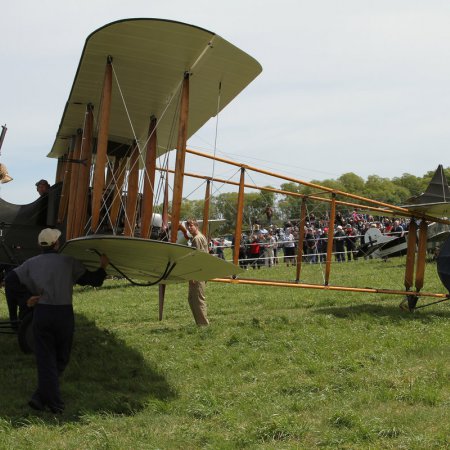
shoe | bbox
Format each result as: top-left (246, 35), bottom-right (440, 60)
top-left (48, 403), bottom-right (64, 414)
top-left (28, 397), bottom-right (45, 411)
top-left (28, 395), bottom-right (64, 414)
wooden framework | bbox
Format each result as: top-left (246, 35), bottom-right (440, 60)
top-left (170, 74), bottom-right (190, 243)
top-left (295, 198), bottom-right (307, 282)
top-left (233, 168), bottom-right (246, 265)
top-left (124, 142), bottom-right (139, 236)
top-left (174, 149), bottom-right (450, 301)
top-left (140, 116), bottom-right (158, 239)
top-left (212, 277), bottom-right (448, 300)
top-left (91, 57), bottom-right (113, 232)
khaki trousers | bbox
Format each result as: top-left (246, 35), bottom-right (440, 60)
top-left (188, 280), bottom-right (209, 325)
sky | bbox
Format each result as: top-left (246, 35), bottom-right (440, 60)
top-left (1, 0), bottom-right (450, 205)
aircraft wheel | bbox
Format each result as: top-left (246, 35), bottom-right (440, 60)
top-left (18, 312), bottom-right (34, 354)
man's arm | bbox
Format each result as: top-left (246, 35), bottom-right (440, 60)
top-left (178, 222), bottom-right (190, 241)
top-left (77, 254), bottom-right (109, 287)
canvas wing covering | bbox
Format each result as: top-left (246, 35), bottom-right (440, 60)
top-left (60, 235), bottom-right (242, 284)
top-left (49, 18), bottom-right (262, 160)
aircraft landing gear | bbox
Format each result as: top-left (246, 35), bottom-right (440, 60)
top-left (399, 294), bottom-right (419, 312)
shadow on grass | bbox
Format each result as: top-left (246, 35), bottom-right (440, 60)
top-left (314, 301), bottom-right (450, 321)
top-left (0, 313), bottom-right (176, 425)
top-left (76, 280), bottom-right (137, 292)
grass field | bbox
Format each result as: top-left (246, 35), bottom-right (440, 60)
top-left (0, 257), bottom-right (449, 449)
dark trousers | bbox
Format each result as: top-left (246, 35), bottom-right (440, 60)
top-left (4, 271), bottom-right (32, 324)
top-left (32, 304), bottom-right (74, 409)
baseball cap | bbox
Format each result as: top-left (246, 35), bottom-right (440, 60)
top-left (38, 228), bottom-right (61, 247)
top-left (35, 179), bottom-right (50, 187)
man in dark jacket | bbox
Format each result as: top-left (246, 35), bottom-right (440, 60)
top-left (344, 223), bottom-right (358, 261)
top-left (5, 228), bottom-right (109, 413)
top-left (334, 225), bottom-right (346, 262)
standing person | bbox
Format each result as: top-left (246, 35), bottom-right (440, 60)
top-left (391, 220), bottom-right (404, 237)
top-left (344, 223), bottom-right (357, 261)
top-left (4, 228), bottom-right (109, 413)
top-left (238, 234), bottom-right (248, 269)
top-left (318, 228), bottom-right (328, 263)
top-left (265, 205), bottom-right (273, 225)
top-left (272, 231), bottom-right (279, 265)
top-left (248, 235), bottom-right (261, 269)
top-left (179, 219), bottom-right (210, 326)
top-left (215, 239), bottom-right (225, 260)
top-left (334, 225), bottom-right (346, 262)
top-left (305, 227), bottom-right (317, 264)
top-left (266, 232), bottom-right (276, 267)
top-left (284, 227), bottom-right (296, 267)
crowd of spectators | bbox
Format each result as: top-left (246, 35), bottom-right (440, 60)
top-left (210, 209), bottom-right (411, 268)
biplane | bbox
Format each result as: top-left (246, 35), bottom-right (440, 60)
top-left (356, 220), bottom-right (450, 260)
top-left (1, 18), bottom-right (450, 350)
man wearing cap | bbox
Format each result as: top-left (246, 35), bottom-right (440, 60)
top-left (4, 228), bottom-right (109, 413)
top-left (334, 225), bottom-right (346, 262)
top-left (35, 179), bottom-right (50, 196)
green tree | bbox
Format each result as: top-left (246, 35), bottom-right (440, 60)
top-left (392, 173), bottom-right (425, 197)
top-left (363, 175), bottom-right (410, 204)
top-left (213, 192), bottom-right (237, 226)
top-left (278, 182), bottom-right (303, 222)
top-left (338, 172), bottom-right (365, 194)
top-left (179, 199), bottom-right (204, 219)
top-left (213, 189), bottom-right (276, 233)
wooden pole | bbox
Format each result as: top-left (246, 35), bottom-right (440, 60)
top-left (73, 104), bottom-right (94, 238)
top-left (65, 129), bottom-right (83, 239)
top-left (324, 193), bottom-right (336, 286)
top-left (404, 220), bottom-right (417, 291)
top-left (158, 285), bottom-right (166, 321)
top-left (170, 73), bottom-right (190, 243)
top-left (91, 56), bottom-right (113, 232)
top-left (415, 220), bottom-right (428, 292)
top-left (202, 179), bottom-right (211, 237)
top-left (124, 142), bottom-right (139, 237)
top-left (295, 197), bottom-right (307, 282)
top-left (57, 134), bottom-right (77, 226)
top-left (233, 168), bottom-right (246, 266)
top-left (158, 173), bottom-right (170, 321)
top-left (140, 116), bottom-right (158, 238)
top-left (211, 277), bottom-right (447, 299)
top-left (55, 156), bottom-right (65, 184)
top-left (161, 170), bottom-right (170, 234)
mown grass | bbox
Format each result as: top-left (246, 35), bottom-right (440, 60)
top-left (0, 257), bottom-right (449, 449)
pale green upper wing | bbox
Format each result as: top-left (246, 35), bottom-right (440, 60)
top-left (49, 18), bottom-right (262, 160)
